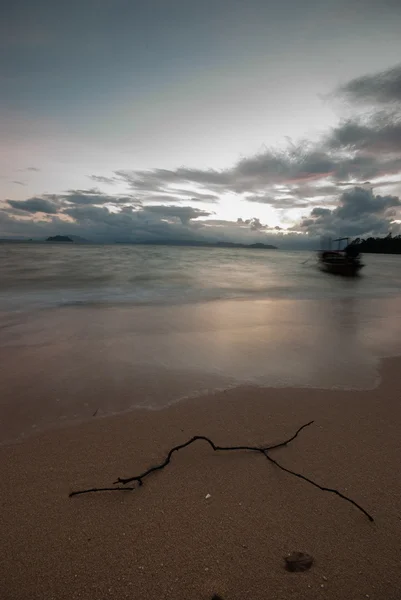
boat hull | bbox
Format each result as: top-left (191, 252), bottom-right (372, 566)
top-left (319, 261), bottom-right (364, 276)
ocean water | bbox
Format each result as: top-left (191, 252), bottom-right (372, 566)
top-left (1, 243), bottom-right (401, 311)
top-left (1, 243), bottom-right (401, 443)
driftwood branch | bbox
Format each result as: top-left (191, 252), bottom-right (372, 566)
top-left (69, 421), bottom-right (374, 522)
top-left (263, 452), bottom-right (374, 522)
top-left (70, 486), bottom-right (135, 496)
top-left (114, 421), bottom-right (313, 487)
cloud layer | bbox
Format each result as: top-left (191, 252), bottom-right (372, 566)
top-left (2, 63), bottom-right (401, 246)
top-left (296, 187), bottom-right (401, 238)
top-left (339, 64), bottom-right (401, 106)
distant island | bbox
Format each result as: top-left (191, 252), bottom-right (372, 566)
top-left (46, 235), bottom-right (74, 242)
top-left (215, 241), bottom-right (277, 250)
top-left (115, 240), bottom-right (278, 249)
top-left (45, 235), bottom-right (91, 243)
top-left (348, 234), bottom-right (401, 254)
top-left (2, 236), bottom-right (277, 249)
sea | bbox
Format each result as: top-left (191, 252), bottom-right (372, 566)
top-left (1, 243), bottom-right (401, 443)
top-left (1, 243), bottom-right (401, 310)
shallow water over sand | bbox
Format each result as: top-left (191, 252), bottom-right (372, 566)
top-left (1, 294), bottom-right (401, 444)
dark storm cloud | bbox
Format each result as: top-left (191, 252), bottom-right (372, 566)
top-left (339, 63), bottom-right (401, 105)
top-left (7, 197), bottom-right (59, 214)
top-left (296, 187), bottom-right (401, 237)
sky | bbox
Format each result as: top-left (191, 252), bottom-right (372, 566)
top-left (1, 0), bottom-right (401, 247)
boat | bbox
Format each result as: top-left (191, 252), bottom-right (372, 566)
top-left (318, 237), bottom-right (364, 276)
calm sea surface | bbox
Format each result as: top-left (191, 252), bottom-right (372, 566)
top-left (1, 244), bottom-right (401, 311)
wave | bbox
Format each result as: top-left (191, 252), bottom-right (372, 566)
top-left (1, 245), bottom-right (401, 312)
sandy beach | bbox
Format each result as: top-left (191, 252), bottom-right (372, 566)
top-left (3, 0), bottom-right (401, 595)
top-left (1, 356), bottom-right (401, 600)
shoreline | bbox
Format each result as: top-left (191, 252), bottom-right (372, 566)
top-left (0, 368), bottom-right (386, 450)
top-left (1, 357), bottom-right (401, 599)
top-left (2, 295), bottom-right (401, 446)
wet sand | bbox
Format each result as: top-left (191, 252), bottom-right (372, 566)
top-left (2, 297), bottom-right (401, 444)
top-left (1, 357), bottom-right (401, 600)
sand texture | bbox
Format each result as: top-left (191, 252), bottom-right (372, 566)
top-left (1, 358), bottom-right (401, 599)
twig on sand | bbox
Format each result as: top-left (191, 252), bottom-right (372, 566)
top-left (114, 421), bottom-right (313, 487)
top-left (70, 486), bottom-right (135, 496)
top-left (92, 408), bottom-right (99, 417)
top-left (69, 421), bottom-right (374, 522)
top-left (263, 452), bottom-right (374, 522)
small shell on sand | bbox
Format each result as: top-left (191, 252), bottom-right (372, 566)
top-left (284, 551), bottom-right (314, 572)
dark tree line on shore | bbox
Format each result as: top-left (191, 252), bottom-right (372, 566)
top-left (347, 234), bottom-right (401, 254)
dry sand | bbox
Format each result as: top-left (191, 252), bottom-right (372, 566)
top-left (1, 358), bottom-right (401, 600)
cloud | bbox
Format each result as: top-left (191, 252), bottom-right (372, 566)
top-left (0, 200), bottom-right (298, 247)
top-left (296, 186), bottom-right (401, 238)
top-left (171, 190), bottom-right (219, 203)
top-left (111, 137), bottom-right (401, 204)
top-left (335, 187), bottom-right (400, 219)
top-left (144, 205), bottom-right (213, 224)
top-left (125, 191), bottom-right (219, 204)
top-left (89, 175), bottom-right (119, 185)
top-left (327, 112), bottom-right (401, 154)
top-left (7, 197), bottom-right (59, 214)
top-left (0, 197), bottom-right (320, 249)
top-left (3, 188), bottom-right (144, 218)
top-left (339, 63), bottom-right (401, 105)
top-left (3, 64), bottom-right (401, 248)
top-left (114, 168), bottom-right (231, 193)
top-left (113, 151), bottom-right (327, 199)
top-left (245, 193), bottom-right (311, 207)
top-left (106, 64), bottom-right (401, 208)
top-left (61, 188), bottom-right (141, 206)
top-left (236, 217), bottom-right (271, 231)
top-left (17, 167), bottom-right (41, 173)
top-left (310, 207), bottom-right (331, 218)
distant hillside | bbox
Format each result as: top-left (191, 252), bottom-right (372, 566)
top-left (115, 240), bottom-right (278, 249)
top-left (45, 235), bottom-right (91, 243)
top-left (348, 234), bottom-right (401, 254)
top-left (1, 236), bottom-right (276, 249)
top-left (46, 235), bottom-right (74, 242)
top-left (216, 241), bottom-right (277, 250)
